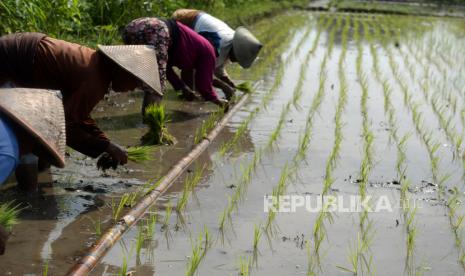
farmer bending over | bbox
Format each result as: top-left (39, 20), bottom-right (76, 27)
top-left (122, 17), bottom-right (229, 107)
top-left (172, 9), bottom-right (263, 96)
top-left (0, 33), bottom-right (162, 170)
top-left (0, 88), bottom-right (67, 254)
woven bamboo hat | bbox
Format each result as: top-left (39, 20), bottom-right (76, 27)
top-left (232, 27), bottom-right (263, 69)
top-left (0, 88), bottom-right (66, 168)
top-left (97, 45), bottom-right (162, 96)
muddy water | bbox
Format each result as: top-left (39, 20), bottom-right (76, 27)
top-left (2, 11), bottom-right (465, 276)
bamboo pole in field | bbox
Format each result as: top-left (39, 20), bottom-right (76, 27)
top-left (68, 93), bottom-right (251, 275)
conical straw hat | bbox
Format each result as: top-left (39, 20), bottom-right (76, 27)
top-left (97, 45), bottom-right (162, 96)
top-left (0, 88), bottom-right (66, 168)
top-left (232, 27), bottom-right (263, 69)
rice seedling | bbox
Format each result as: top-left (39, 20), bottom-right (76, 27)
top-left (383, 26), bottom-right (465, 271)
top-left (239, 256), bottom-right (250, 276)
top-left (135, 224), bottom-right (145, 259)
top-left (145, 211), bottom-right (157, 239)
top-left (111, 194), bottom-right (130, 222)
top-left (0, 201), bottom-right (21, 230)
top-left (194, 107), bottom-right (225, 144)
top-left (142, 103), bottom-right (175, 145)
top-left (127, 146), bottom-right (155, 163)
top-left (43, 261), bottom-right (49, 276)
top-left (162, 200), bottom-right (172, 231)
top-left (236, 82), bottom-right (254, 93)
top-left (118, 242), bottom-right (134, 276)
top-left (186, 227), bottom-right (210, 276)
top-left (176, 165), bottom-right (205, 215)
top-left (253, 224), bottom-right (262, 250)
top-left (93, 217), bottom-right (102, 237)
top-left (336, 233), bottom-right (362, 274)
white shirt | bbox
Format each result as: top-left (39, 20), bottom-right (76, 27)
top-left (194, 12), bottom-right (234, 75)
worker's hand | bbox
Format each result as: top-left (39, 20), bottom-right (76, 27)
top-left (97, 142), bottom-right (128, 171)
top-left (212, 98), bottom-right (230, 112)
top-left (179, 86), bottom-right (197, 101)
top-left (0, 225), bottom-right (9, 255)
top-left (142, 91), bottom-right (163, 117)
top-left (222, 84), bottom-right (236, 100)
top-left (221, 76), bottom-right (236, 89)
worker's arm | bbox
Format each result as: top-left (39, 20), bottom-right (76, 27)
top-left (63, 81), bottom-right (127, 166)
top-left (214, 65), bottom-right (236, 89)
top-left (194, 49), bottom-right (228, 108)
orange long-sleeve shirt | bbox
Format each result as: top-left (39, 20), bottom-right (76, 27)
top-left (0, 32), bottom-right (113, 158)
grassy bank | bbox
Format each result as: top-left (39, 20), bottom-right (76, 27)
top-left (0, 0), bottom-right (308, 46)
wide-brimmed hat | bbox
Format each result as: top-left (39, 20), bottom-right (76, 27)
top-left (97, 45), bottom-right (162, 96)
top-left (232, 27), bottom-right (263, 69)
top-left (0, 88), bottom-right (66, 168)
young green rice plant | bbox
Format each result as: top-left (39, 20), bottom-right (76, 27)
top-left (135, 224), bottom-right (145, 259)
top-left (42, 261), bottom-right (49, 276)
top-left (239, 256), bottom-right (250, 276)
top-left (236, 82), bottom-right (254, 93)
top-left (127, 146), bottom-right (155, 163)
top-left (93, 217), bottom-right (102, 237)
top-left (253, 224), bottom-right (262, 251)
top-left (111, 194), bottom-right (130, 222)
top-left (194, 107), bottom-right (225, 144)
top-left (142, 103), bottom-right (175, 145)
top-left (161, 200), bottom-right (172, 231)
top-left (0, 201), bottom-right (21, 230)
top-left (145, 211), bottom-right (157, 239)
top-left (186, 227), bottom-right (210, 276)
top-left (118, 241), bottom-right (134, 276)
top-left (336, 233), bottom-right (362, 274)
top-left (176, 165), bottom-right (205, 215)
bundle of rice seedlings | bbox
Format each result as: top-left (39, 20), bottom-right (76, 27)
top-left (236, 82), bottom-right (254, 93)
top-left (0, 201), bottom-right (21, 230)
top-left (127, 146), bottom-right (155, 163)
top-left (142, 104), bottom-right (175, 145)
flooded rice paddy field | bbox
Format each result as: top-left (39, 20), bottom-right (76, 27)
top-left (2, 10), bottom-right (465, 275)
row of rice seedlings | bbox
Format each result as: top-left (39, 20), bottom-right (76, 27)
top-left (185, 226), bottom-right (211, 276)
top-left (216, 32), bottom-right (329, 238)
top-left (176, 165), bottom-right (205, 215)
top-left (233, 44), bottom-right (332, 272)
top-left (218, 108), bottom-right (259, 156)
top-left (216, 19), bottom-right (334, 272)
top-left (367, 20), bottom-right (420, 272)
top-left (394, 34), bottom-right (465, 170)
top-left (219, 18), bottom-right (319, 156)
top-left (383, 35), bottom-right (465, 271)
top-left (446, 189), bottom-right (465, 269)
top-left (327, 15), bottom-right (342, 58)
top-left (354, 18), bottom-right (376, 274)
top-left (219, 22), bottom-right (332, 228)
top-left (240, 14), bottom-right (309, 81)
top-left (308, 18), bottom-right (350, 271)
top-left (193, 107), bottom-right (225, 144)
top-left (291, 26), bottom-right (329, 107)
top-left (399, 32), bottom-right (465, 269)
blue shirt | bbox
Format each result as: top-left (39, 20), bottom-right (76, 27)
top-left (0, 115), bottom-right (19, 184)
